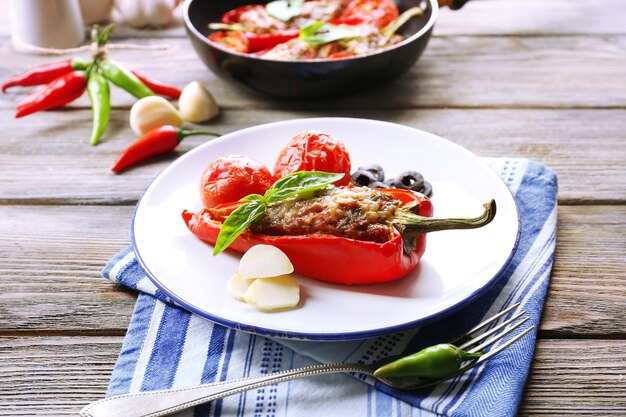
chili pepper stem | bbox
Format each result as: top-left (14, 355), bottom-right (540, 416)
top-left (395, 199), bottom-right (496, 233)
top-left (394, 199), bottom-right (496, 255)
top-left (84, 59), bottom-right (98, 79)
top-left (176, 128), bottom-right (221, 142)
top-left (458, 349), bottom-right (482, 360)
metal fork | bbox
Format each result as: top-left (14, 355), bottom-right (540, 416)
top-left (80, 303), bottom-right (532, 417)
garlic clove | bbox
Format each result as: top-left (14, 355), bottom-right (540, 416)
top-left (245, 275), bottom-right (300, 312)
top-left (227, 272), bottom-right (255, 302)
top-left (239, 244), bottom-right (294, 279)
top-left (130, 96), bottom-right (183, 136)
top-left (178, 81), bottom-right (219, 123)
top-left (112, 0), bottom-right (177, 28)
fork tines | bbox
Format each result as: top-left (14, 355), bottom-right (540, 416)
top-left (455, 303), bottom-right (534, 371)
top-left (382, 304), bottom-right (535, 390)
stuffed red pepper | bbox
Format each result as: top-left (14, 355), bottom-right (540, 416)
top-left (182, 178), bottom-right (496, 285)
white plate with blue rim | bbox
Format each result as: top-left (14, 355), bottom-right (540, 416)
top-left (132, 118), bottom-right (520, 341)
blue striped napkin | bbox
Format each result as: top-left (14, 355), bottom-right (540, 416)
top-left (103, 158), bottom-right (557, 417)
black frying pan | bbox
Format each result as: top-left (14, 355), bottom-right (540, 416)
top-left (183, 0), bottom-right (467, 98)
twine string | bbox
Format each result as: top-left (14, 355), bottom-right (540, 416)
top-left (11, 35), bottom-right (170, 56)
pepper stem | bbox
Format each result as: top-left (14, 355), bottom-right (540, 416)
top-left (394, 199), bottom-right (497, 255)
top-left (90, 24), bottom-right (115, 61)
top-left (84, 57), bottom-right (101, 79)
top-left (458, 349), bottom-right (483, 361)
top-left (176, 129), bottom-right (221, 143)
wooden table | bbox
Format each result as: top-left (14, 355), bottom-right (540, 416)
top-left (1, 0), bottom-right (625, 415)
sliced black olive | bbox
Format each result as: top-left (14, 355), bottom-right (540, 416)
top-left (396, 170), bottom-right (424, 191)
top-left (351, 169), bottom-right (378, 187)
top-left (353, 165), bottom-right (433, 195)
top-left (384, 177), bottom-right (402, 188)
top-left (360, 164), bottom-right (385, 181)
top-left (421, 181), bottom-right (432, 197)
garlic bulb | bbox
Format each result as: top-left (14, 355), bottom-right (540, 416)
top-left (112, 0), bottom-right (178, 28)
top-left (129, 96), bottom-right (183, 136)
top-left (178, 81), bottom-right (219, 123)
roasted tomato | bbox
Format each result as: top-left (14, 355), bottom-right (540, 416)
top-left (207, 31), bottom-right (249, 53)
top-left (200, 155), bottom-right (274, 208)
top-left (340, 0), bottom-right (399, 28)
top-left (273, 130), bottom-right (351, 186)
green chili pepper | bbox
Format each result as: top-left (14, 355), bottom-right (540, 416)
top-left (373, 343), bottom-right (482, 380)
top-left (99, 59), bottom-right (154, 99)
top-left (87, 70), bottom-right (110, 146)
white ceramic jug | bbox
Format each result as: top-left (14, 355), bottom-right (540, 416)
top-left (10, 0), bottom-right (85, 52)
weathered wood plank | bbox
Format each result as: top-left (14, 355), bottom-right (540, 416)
top-left (0, 108), bottom-right (624, 204)
top-left (1, 35), bottom-right (625, 110)
top-left (435, 0), bottom-right (626, 36)
top-left (519, 339), bottom-right (626, 416)
top-left (1, 205), bottom-right (624, 335)
top-left (0, 336), bottom-right (120, 415)
top-left (0, 206), bottom-right (137, 332)
top-left (541, 206), bottom-right (626, 336)
top-left (0, 336), bottom-right (623, 415)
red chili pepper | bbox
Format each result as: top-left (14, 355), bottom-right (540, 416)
top-left (208, 30), bottom-right (299, 54)
top-left (14, 70), bottom-right (87, 118)
top-left (329, 16), bottom-right (365, 25)
top-left (246, 31), bottom-right (300, 52)
top-left (212, 3), bottom-right (298, 53)
top-left (2, 58), bottom-right (89, 93)
top-left (128, 68), bottom-right (182, 99)
top-left (111, 125), bottom-right (220, 173)
top-left (183, 189), bottom-right (430, 285)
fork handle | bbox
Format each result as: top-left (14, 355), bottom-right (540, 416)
top-left (79, 363), bottom-right (371, 417)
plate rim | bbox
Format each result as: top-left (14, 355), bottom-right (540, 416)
top-left (131, 117), bottom-right (521, 341)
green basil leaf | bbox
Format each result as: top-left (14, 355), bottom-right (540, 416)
top-left (213, 201), bottom-right (267, 256)
top-left (240, 193), bottom-right (266, 203)
top-left (299, 21), bottom-right (325, 39)
top-left (265, 171), bottom-right (344, 203)
top-left (266, 0), bottom-right (305, 22)
top-left (299, 22), bottom-right (359, 46)
top-left (213, 171), bottom-right (342, 255)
